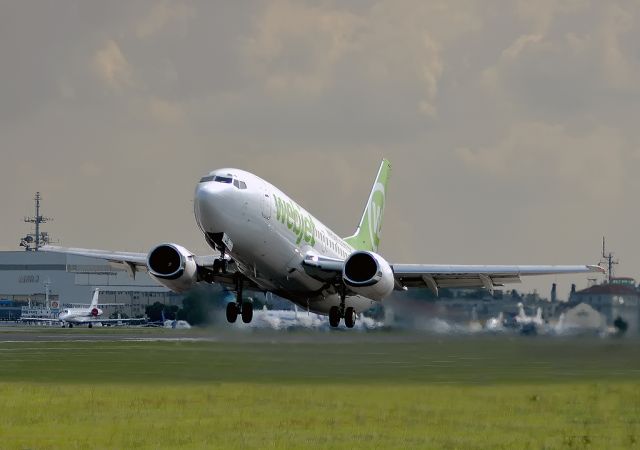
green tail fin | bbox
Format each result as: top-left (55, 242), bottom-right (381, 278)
top-left (344, 159), bottom-right (391, 252)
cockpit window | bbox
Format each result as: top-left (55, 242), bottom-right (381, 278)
top-left (200, 175), bottom-right (240, 185)
top-left (233, 180), bottom-right (248, 189)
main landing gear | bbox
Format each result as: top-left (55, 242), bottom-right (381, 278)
top-left (329, 285), bottom-right (356, 329)
top-left (225, 274), bottom-right (253, 324)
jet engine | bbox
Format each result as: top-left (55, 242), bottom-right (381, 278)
top-left (147, 243), bottom-right (198, 293)
top-left (342, 251), bottom-right (394, 301)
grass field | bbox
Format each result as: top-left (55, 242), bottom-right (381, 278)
top-left (0, 330), bottom-right (639, 449)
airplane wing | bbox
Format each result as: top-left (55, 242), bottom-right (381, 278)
top-left (303, 254), bottom-right (604, 294)
top-left (94, 318), bottom-right (147, 323)
top-left (19, 317), bottom-right (60, 322)
top-left (40, 245), bottom-right (148, 277)
top-left (391, 264), bottom-right (604, 294)
top-left (40, 245), bottom-right (254, 289)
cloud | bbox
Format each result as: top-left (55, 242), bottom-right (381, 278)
top-left (454, 121), bottom-right (628, 203)
top-left (243, 0), bottom-right (362, 95)
top-left (515, 0), bottom-right (589, 33)
top-left (147, 97), bottom-right (185, 124)
top-left (502, 34), bottom-right (546, 59)
top-left (92, 40), bottom-right (133, 91)
top-left (599, 3), bottom-right (638, 90)
top-left (240, 0), bottom-right (479, 124)
top-left (136, 1), bottom-right (195, 39)
top-left (2, 1), bottom-right (640, 294)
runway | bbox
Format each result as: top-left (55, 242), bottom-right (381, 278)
top-left (0, 324), bottom-right (428, 344)
top-left (3, 323), bottom-right (639, 345)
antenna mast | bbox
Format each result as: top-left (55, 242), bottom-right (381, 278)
top-left (21, 192), bottom-right (53, 251)
top-left (600, 236), bottom-right (618, 284)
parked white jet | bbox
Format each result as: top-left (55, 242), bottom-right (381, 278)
top-left (58, 288), bottom-right (143, 328)
top-left (42, 159), bottom-right (603, 328)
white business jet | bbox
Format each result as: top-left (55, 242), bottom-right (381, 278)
top-left (58, 288), bottom-right (143, 328)
top-left (43, 159), bottom-right (603, 328)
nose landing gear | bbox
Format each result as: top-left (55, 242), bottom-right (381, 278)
top-left (225, 274), bottom-right (253, 324)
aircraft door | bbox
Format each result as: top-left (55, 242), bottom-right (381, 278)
top-left (261, 183), bottom-right (271, 220)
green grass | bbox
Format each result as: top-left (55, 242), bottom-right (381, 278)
top-left (0, 332), bottom-right (639, 449)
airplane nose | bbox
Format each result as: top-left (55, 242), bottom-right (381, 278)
top-left (194, 182), bottom-right (230, 234)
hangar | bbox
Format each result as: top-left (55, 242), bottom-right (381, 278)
top-left (0, 250), bottom-right (180, 320)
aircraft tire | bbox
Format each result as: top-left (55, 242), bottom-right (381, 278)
top-left (226, 302), bottom-right (239, 323)
top-left (344, 307), bottom-right (356, 329)
top-left (241, 302), bottom-right (253, 324)
top-left (329, 306), bottom-right (340, 328)
top-left (88, 323), bottom-right (93, 329)
top-left (68, 323), bottom-right (73, 328)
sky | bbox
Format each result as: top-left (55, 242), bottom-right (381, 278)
top-left (1, 0), bottom-right (639, 298)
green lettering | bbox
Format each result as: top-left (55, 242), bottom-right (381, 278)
top-left (309, 219), bottom-right (316, 246)
top-left (292, 208), bottom-right (300, 235)
top-left (274, 195), bottom-right (317, 247)
top-left (274, 195), bottom-right (286, 223)
top-left (303, 217), bottom-right (312, 244)
top-left (286, 203), bottom-right (294, 229)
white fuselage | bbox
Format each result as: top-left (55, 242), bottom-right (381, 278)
top-left (58, 307), bottom-right (103, 324)
top-left (194, 169), bottom-right (376, 315)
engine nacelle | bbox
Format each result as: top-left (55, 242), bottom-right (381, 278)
top-left (147, 243), bottom-right (198, 293)
top-left (342, 251), bottom-right (394, 301)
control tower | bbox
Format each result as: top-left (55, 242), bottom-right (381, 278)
top-left (20, 192), bottom-right (53, 251)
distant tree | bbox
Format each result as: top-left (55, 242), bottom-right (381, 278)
top-left (180, 291), bottom-right (211, 325)
top-left (613, 316), bottom-right (628, 335)
top-left (145, 301), bottom-right (166, 322)
top-left (166, 305), bottom-right (179, 320)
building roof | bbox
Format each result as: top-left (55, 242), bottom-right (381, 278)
top-left (575, 284), bottom-right (638, 296)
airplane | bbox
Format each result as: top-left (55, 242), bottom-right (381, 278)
top-left (58, 288), bottom-right (144, 328)
top-left (42, 159), bottom-right (604, 328)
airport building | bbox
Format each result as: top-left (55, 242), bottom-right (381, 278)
top-left (0, 250), bottom-right (181, 320)
top-left (0, 193), bottom-right (182, 321)
top-left (570, 277), bottom-right (640, 335)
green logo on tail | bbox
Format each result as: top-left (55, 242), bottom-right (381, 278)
top-left (344, 159), bottom-right (391, 252)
